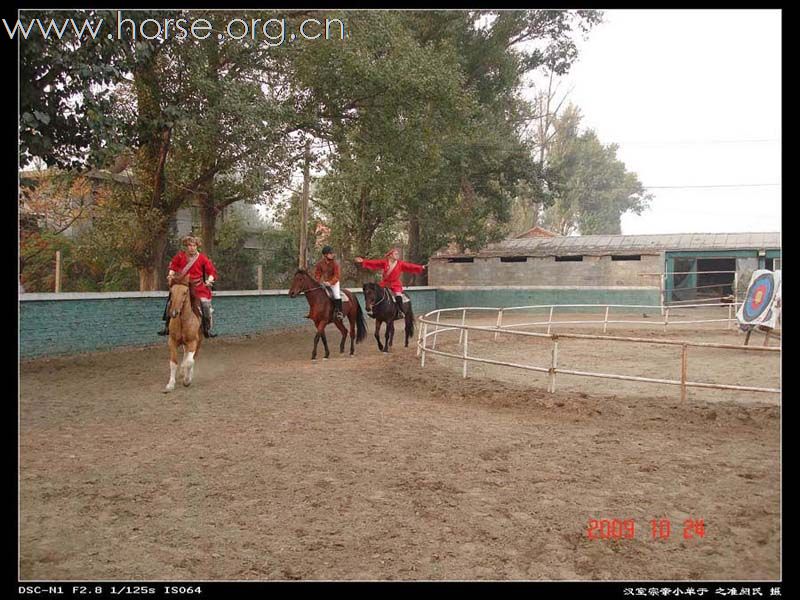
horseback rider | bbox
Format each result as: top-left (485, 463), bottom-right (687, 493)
top-left (314, 245), bottom-right (344, 321)
top-left (355, 248), bottom-right (426, 318)
top-left (158, 235), bottom-right (219, 338)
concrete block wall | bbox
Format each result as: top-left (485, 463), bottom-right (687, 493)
top-left (429, 254), bottom-right (662, 287)
top-left (19, 287), bottom-right (438, 359)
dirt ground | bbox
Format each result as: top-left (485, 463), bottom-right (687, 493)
top-left (19, 318), bottom-right (781, 581)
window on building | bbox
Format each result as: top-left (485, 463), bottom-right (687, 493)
top-left (611, 255), bottom-right (642, 261)
top-left (447, 257), bottom-right (474, 263)
top-left (500, 256), bottom-right (528, 262)
top-left (555, 255), bottom-right (583, 262)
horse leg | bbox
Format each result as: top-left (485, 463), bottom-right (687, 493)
top-left (182, 340), bottom-right (198, 387)
top-left (164, 339), bottom-right (179, 393)
top-left (320, 326), bottom-right (331, 359)
top-left (348, 313), bottom-right (356, 355)
top-left (374, 320), bottom-right (384, 351)
top-left (405, 314), bottom-right (412, 347)
top-left (334, 317), bottom-right (348, 353)
top-left (312, 331), bottom-right (321, 360)
top-left (383, 320), bottom-right (392, 353)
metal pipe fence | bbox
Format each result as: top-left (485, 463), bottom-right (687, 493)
top-left (416, 303), bottom-right (780, 400)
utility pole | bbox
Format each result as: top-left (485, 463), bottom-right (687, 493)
top-left (299, 138), bottom-right (311, 269)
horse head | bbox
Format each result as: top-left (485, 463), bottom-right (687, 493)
top-left (168, 275), bottom-right (192, 319)
top-left (362, 282), bottom-right (382, 315)
top-left (288, 269), bottom-right (314, 298)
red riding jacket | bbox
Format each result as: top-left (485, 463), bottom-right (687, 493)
top-left (169, 251), bottom-right (217, 301)
top-left (360, 259), bottom-right (424, 294)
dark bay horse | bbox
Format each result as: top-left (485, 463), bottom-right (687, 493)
top-left (362, 282), bottom-right (415, 352)
top-left (289, 270), bottom-right (367, 360)
top-left (164, 274), bottom-right (203, 392)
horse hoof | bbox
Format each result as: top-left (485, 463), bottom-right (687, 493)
top-left (163, 386), bottom-right (174, 394)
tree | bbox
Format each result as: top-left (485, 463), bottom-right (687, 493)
top-left (540, 105), bottom-right (652, 235)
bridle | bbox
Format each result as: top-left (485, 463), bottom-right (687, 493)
top-left (292, 273), bottom-right (323, 296)
top-left (169, 283), bottom-right (191, 318)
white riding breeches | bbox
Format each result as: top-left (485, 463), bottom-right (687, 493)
top-left (326, 281), bottom-right (341, 300)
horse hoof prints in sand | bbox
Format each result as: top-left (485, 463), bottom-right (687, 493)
top-left (164, 275), bottom-right (203, 392)
top-left (288, 270), bottom-right (368, 360)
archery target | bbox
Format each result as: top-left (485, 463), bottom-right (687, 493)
top-left (737, 269), bottom-right (781, 328)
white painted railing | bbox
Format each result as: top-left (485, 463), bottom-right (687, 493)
top-left (416, 303), bottom-right (780, 399)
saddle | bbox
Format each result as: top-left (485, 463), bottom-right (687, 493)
top-left (323, 286), bottom-right (349, 303)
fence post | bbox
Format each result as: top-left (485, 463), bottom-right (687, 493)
top-left (54, 250), bottom-right (62, 293)
top-left (420, 321), bottom-right (428, 367)
top-left (432, 311), bottom-right (442, 350)
top-left (416, 316), bottom-right (424, 357)
top-left (462, 328), bottom-right (469, 378)
top-left (680, 344), bottom-right (688, 401)
top-left (458, 309), bottom-right (466, 345)
top-left (257, 265), bottom-right (263, 291)
top-left (494, 309), bottom-right (504, 341)
top-left (549, 336), bottom-right (559, 393)
top-left (603, 306), bottom-right (610, 334)
top-left (727, 304), bottom-right (733, 330)
top-left (664, 308), bottom-right (670, 332)
top-left (660, 274), bottom-right (666, 315)
top-left (547, 306), bottom-right (554, 335)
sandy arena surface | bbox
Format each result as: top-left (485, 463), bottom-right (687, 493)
top-left (19, 317), bottom-right (781, 581)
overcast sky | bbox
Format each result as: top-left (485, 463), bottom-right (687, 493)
top-left (527, 9), bottom-right (781, 235)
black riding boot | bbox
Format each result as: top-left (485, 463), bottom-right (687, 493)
top-left (334, 298), bottom-right (344, 320)
top-left (157, 297), bottom-right (170, 335)
top-left (395, 295), bottom-right (405, 319)
top-left (201, 302), bottom-right (217, 338)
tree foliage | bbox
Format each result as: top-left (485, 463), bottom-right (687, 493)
top-left (540, 105), bottom-right (652, 235)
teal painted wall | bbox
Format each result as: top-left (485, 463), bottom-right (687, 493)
top-left (19, 289), bottom-right (438, 359)
top-left (20, 286), bottom-right (661, 358)
top-left (434, 287), bottom-right (660, 312)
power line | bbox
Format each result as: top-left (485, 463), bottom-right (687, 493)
top-left (643, 183), bottom-right (780, 189)
top-left (617, 138), bottom-right (780, 146)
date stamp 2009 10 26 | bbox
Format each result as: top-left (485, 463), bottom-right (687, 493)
top-left (587, 518), bottom-right (706, 541)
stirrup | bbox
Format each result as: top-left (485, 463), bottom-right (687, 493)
top-left (335, 311), bottom-right (344, 321)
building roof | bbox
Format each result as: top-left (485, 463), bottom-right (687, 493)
top-left (515, 226), bottom-right (558, 238)
top-left (432, 232), bottom-right (782, 259)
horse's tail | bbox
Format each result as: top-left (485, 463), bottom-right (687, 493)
top-left (406, 303), bottom-right (415, 338)
top-left (355, 297), bottom-right (368, 343)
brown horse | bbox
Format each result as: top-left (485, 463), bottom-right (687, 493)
top-left (288, 270), bottom-right (367, 360)
top-left (164, 275), bottom-right (203, 392)
top-left (362, 282), bottom-right (415, 352)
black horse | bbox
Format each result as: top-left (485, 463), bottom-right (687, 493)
top-left (362, 282), bottom-right (415, 352)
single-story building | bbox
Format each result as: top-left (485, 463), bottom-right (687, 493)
top-left (429, 231), bottom-right (781, 304)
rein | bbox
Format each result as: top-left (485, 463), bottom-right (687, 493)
top-left (371, 286), bottom-right (389, 307)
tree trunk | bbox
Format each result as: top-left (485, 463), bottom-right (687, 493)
top-left (137, 227), bottom-right (169, 291)
top-left (199, 187), bottom-right (216, 258)
top-left (405, 213), bottom-right (426, 286)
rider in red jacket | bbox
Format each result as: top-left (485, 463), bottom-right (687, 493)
top-left (355, 248), bottom-right (426, 317)
top-left (158, 235), bottom-right (218, 337)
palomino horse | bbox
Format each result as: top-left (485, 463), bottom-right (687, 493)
top-left (362, 282), bottom-right (415, 352)
top-left (288, 270), bottom-right (367, 360)
top-left (164, 274), bottom-right (203, 392)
